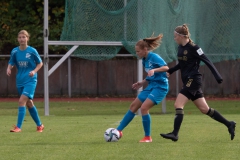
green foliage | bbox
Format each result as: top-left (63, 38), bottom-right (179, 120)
top-left (0, 0), bottom-right (65, 55)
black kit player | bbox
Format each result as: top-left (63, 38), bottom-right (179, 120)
top-left (160, 24), bottom-right (236, 142)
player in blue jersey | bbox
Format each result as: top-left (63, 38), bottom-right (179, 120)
top-left (6, 30), bottom-right (44, 132)
top-left (116, 34), bottom-right (169, 142)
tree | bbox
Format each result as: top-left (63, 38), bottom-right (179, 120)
top-left (0, 0), bottom-right (65, 55)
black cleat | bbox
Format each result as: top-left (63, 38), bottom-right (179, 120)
top-left (228, 121), bottom-right (236, 140)
top-left (160, 132), bottom-right (178, 142)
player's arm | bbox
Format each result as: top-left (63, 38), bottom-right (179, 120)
top-left (148, 55), bottom-right (169, 76)
top-left (194, 47), bottom-right (223, 83)
top-left (29, 62), bottom-right (43, 77)
top-left (29, 49), bottom-right (43, 77)
top-left (167, 63), bottom-right (180, 75)
top-left (132, 79), bottom-right (147, 90)
top-left (148, 66), bottom-right (169, 77)
top-left (6, 64), bottom-right (14, 76)
top-left (7, 50), bottom-right (16, 76)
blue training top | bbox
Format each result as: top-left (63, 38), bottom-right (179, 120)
top-left (142, 52), bottom-right (168, 85)
top-left (8, 46), bottom-right (42, 87)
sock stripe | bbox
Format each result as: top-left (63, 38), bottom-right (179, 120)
top-left (173, 109), bottom-right (184, 136)
top-left (176, 109), bottom-right (184, 115)
top-left (207, 108), bottom-right (215, 117)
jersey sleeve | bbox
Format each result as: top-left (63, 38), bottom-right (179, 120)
top-left (168, 63), bottom-right (180, 74)
top-left (152, 54), bottom-right (167, 67)
top-left (192, 45), bottom-right (223, 83)
top-left (32, 48), bottom-right (42, 64)
top-left (8, 50), bottom-right (16, 66)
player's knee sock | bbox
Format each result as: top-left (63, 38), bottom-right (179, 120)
top-left (172, 108), bottom-right (184, 136)
top-left (142, 114), bottom-right (151, 137)
top-left (207, 108), bottom-right (231, 127)
top-left (28, 106), bottom-right (42, 126)
top-left (17, 107), bottom-right (26, 128)
top-left (117, 110), bottom-right (135, 131)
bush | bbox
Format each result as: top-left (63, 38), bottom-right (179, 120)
top-left (0, 0), bottom-right (66, 55)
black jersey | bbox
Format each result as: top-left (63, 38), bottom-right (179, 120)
top-left (168, 42), bottom-right (223, 83)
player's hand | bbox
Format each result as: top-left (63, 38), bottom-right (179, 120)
top-left (166, 72), bottom-right (170, 78)
top-left (29, 71), bottom-right (36, 77)
top-left (6, 68), bottom-right (11, 76)
top-left (132, 81), bottom-right (143, 90)
top-left (148, 70), bottom-right (154, 77)
top-left (217, 78), bottom-right (223, 84)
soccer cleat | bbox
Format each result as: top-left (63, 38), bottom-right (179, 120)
top-left (10, 125), bottom-right (21, 132)
top-left (37, 124), bottom-right (44, 132)
top-left (118, 130), bottom-right (123, 139)
top-left (139, 136), bottom-right (152, 143)
top-left (160, 132), bottom-right (178, 142)
top-left (228, 121), bottom-right (236, 140)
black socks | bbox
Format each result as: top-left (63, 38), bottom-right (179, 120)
top-left (171, 108), bottom-right (230, 137)
top-left (172, 108), bottom-right (184, 136)
top-left (207, 108), bottom-right (231, 127)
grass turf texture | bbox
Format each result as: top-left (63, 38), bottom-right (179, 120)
top-left (0, 100), bottom-right (239, 160)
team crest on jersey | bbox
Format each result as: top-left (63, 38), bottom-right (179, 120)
top-left (26, 53), bottom-right (31, 59)
top-left (183, 50), bottom-right (188, 55)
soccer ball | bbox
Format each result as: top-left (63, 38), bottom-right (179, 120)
top-left (104, 128), bottom-right (120, 142)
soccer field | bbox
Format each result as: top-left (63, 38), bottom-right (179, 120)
top-left (0, 100), bottom-right (239, 160)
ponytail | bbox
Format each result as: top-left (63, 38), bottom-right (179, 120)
top-left (136, 34), bottom-right (163, 51)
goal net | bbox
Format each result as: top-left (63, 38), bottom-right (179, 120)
top-left (61, 0), bottom-right (240, 62)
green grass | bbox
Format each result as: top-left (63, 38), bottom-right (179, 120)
top-left (0, 100), bottom-right (239, 160)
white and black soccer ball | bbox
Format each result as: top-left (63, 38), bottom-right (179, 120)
top-left (104, 128), bottom-right (120, 142)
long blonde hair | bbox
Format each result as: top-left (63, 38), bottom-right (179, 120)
top-left (136, 34), bottom-right (163, 51)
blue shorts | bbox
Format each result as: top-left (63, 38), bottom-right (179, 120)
top-left (17, 83), bottom-right (36, 100)
top-left (138, 82), bottom-right (168, 105)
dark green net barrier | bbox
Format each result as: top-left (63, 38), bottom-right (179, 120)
top-left (61, 0), bottom-right (240, 62)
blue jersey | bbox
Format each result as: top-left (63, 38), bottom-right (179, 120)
top-left (8, 46), bottom-right (42, 87)
top-left (142, 52), bottom-right (168, 84)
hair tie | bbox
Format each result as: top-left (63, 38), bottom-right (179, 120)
top-left (174, 31), bottom-right (187, 37)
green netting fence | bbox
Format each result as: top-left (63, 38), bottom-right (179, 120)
top-left (61, 0), bottom-right (240, 62)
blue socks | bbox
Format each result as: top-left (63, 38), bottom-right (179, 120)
top-left (28, 106), bottom-right (42, 126)
top-left (142, 114), bottom-right (151, 136)
top-left (117, 110), bottom-right (135, 131)
top-left (117, 110), bottom-right (151, 137)
top-left (17, 107), bottom-right (26, 128)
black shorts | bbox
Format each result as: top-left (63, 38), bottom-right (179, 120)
top-left (180, 76), bottom-right (203, 101)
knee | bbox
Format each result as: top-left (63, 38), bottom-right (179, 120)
top-left (174, 102), bottom-right (183, 109)
top-left (140, 106), bottom-right (149, 115)
top-left (18, 100), bottom-right (26, 106)
top-left (199, 107), bottom-right (209, 114)
top-left (26, 100), bottom-right (34, 108)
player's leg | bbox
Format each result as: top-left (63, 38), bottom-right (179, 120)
top-left (27, 100), bottom-right (44, 132)
top-left (27, 100), bottom-right (42, 126)
top-left (116, 87), bottom-right (151, 137)
top-left (10, 93), bottom-right (28, 132)
top-left (193, 97), bottom-right (236, 140)
top-left (139, 87), bottom-right (168, 142)
top-left (139, 98), bottom-right (154, 142)
top-left (25, 84), bottom-right (44, 132)
top-left (160, 92), bottom-right (189, 141)
top-left (116, 98), bottom-right (142, 133)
